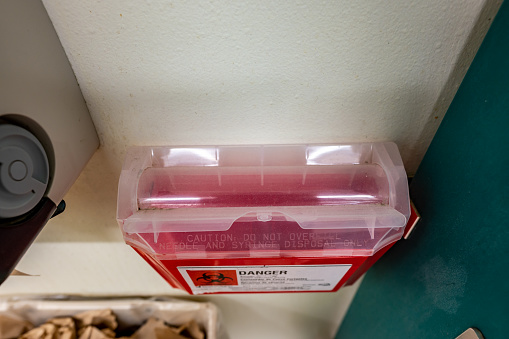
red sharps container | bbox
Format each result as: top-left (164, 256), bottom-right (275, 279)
top-left (117, 143), bottom-right (410, 295)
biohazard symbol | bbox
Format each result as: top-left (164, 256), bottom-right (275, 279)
top-left (187, 269), bottom-right (238, 286)
top-left (196, 272), bottom-right (233, 283)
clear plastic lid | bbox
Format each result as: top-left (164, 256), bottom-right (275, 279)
top-left (117, 143), bottom-right (410, 258)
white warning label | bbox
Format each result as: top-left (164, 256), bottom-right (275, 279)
top-left (178, 265), bottom-right (352, 294)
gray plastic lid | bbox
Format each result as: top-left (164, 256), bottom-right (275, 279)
top-left (0, 124), bottom-right (49, 218)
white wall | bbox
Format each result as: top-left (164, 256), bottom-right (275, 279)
top-left (42, 0), bottom-right (493, 175)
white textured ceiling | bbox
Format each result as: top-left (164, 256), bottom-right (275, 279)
top-left (42, 0), bottom-right (494, 175)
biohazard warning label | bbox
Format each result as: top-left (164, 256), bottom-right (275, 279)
top-left (186, 270), bottom-right (238, 286)
top-left (178, 265), bottom-right (351, 294)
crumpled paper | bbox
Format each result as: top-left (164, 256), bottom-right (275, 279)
top-left (128, 317), bottom-right (188, 339)
top-left (0, 315), bottom-right (33, 339)
top-left (48, 317), bottom-right (76, 339)
top-left (77, 326), bottom-right (112, 339)
top-left (0, 309), bottom-right (205, 339)
top-left (19, 323), bottom-right (57, 339)
top-left (74, 310), bottom-right (117, 332)
top-left (177, 321), bottom-right (204, 339)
